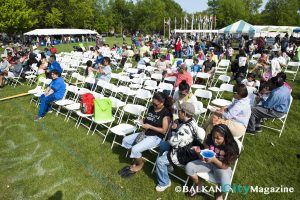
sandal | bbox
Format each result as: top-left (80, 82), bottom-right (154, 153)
top-left (121, 169), bottom-right (137, 178)
top-left (118, 166), bottom-right (130, 176)
top-left (187, 184), bottom-right (201, 197)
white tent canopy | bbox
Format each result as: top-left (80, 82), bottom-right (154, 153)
top-left (24, 29), bottom-right (98, 36)
top-left (219, 20), bottom-right (260, 34)
top-left (174, 29), bottom-right (218, 33)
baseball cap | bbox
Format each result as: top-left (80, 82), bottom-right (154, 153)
top-left (180, 102), bottom-right (195, 116)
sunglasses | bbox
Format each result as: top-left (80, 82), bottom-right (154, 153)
top-left (152, 102), bottom-right (160, 107)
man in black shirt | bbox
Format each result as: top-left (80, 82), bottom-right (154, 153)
top-left (202, 53), bottom-right (216, 77)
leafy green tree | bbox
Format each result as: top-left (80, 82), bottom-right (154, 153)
top-left (45, 8), bottom-right (64, 28)
top-left (262, 0), bottom-right (300, 26)
top-left (0, 0), bottom-right (38, 33)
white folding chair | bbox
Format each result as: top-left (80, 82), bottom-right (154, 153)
top-left (191, 72), bottom-right (210, 89)
top-left (133, 88), bottom-right (152, 108)
top-left (261, 95), bottom-right (293, 137)
top-left (8, 68), bottom-right (24, 88)
top-left (110, 104), bottom-right (147, 148)
top-left (208, 75), bottom-right (231, 97)
top-left (151, 73), bottom-right (163, 82)
top-left (284, 61), bottom-right (299, 82)
top-left (157, 82), bottom-right (174, 96)
top-left (214, 59), bottom-right (230, 77)
top-left (194, 89), bottom-right (213, 124)
top-left (143, 79), bottom-right (158, 93)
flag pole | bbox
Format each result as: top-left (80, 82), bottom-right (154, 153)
top-left (163, 17), bottom-right (165, 38)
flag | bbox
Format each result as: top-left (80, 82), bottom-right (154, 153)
top-left (185, 15), bottom-right (189, 24)
top-left (191, 14), bottom-right (194, 29)
top-left (165, 18), bottom-right (170, 25)
top-left (210, 15), bottom-right (213, 22)
top-left (174, 17), bottom-right (177, 29)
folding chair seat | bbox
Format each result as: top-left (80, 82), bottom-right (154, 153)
top-left (129, 77), bottom-right (144, 90)
top-left (211, 83), bottom-right (234, 107)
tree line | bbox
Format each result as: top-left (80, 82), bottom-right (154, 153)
top-left (0, 0), bottom-right (299, 34)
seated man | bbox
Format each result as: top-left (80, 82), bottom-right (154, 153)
top-left (34, 70), bottom-right (66, 121)
top-left (204, 84), bottom-right (251, 138)
top-left (155, 102), bottom-right (205, 192)
top-left (6, 57), bottom-right (23, 78)
top-left (246, 76), bottom-right (291, 134)
top-left (154, 55), bottom-right (169, 72)
top-left (202, 53), bottom-right (216, 77)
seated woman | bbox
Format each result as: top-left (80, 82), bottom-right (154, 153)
top-left (119, 92), bottom-right (172, 178)
top-left (37, 53), bottom-right (48, 83)
top-left (173, 80), bottom-right (198, 113)
top-left (185, 124), bottom-right (240, 199)
top-left (204, 84), bottom-right (251, 138)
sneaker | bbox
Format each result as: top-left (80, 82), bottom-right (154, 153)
top-left (246, 129), bottom-right (256, 135)
top-left (34, 116), bottom-right (43, 121)
top-left (48, 110), bottom-right (53, 113)
top-left (255, 127), bottom-right (262, 132)
top-left (155, 181), bottom-right (171, 192)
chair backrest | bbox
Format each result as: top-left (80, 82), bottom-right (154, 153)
top-left (126, 67), bottom-right (139, 74)
top-left (164, 76), bottom-right (177, 83)
top-left (218, 75), bottom-right (231, 83)
top-left (158, 82), bottom-right (173, 91)
top-left (287, 61), bottom-right (299, 68)
top-left (71, 72), bottom-right (80, 79)
top-left (220, 83), bottom-right (234, 93)
top-left (131, 77), bottom-right (144, 85)
top-left (84, 77), bottom-right (96, 84)
top-left (194, 101), bottom-right (204, 115)
top-left (123, 104), bottom-right (147, 116)
top-left (137, 64), bottom-right (146, 70)
top-left (144, 79), bottom-right (157, 87)
top-left (218, 59), bottom-right (230, 67)
top-left (196, 72), bottom-right (210, 79)
top-left (151, 73), bottom-right (163, 81)
top-left (124, 63), bottom-right (133, 69)
top-left (135, 89), bottom-right (152, 99)
top-left (91, 91), bottom-right (103, 99)
top-left (184, 59), bottom-right (194, 67)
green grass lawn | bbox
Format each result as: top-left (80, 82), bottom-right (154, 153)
top-left (0, 42), bottom-right (299, 200)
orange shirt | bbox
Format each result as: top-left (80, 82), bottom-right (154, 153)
top-left (167, 71), bottom-right (193, 88)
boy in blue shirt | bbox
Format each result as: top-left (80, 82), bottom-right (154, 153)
top-left (191, 58), bottom-right (202, 73)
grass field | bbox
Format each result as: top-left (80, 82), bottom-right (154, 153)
top-left (0, 41), bottom-right (299, 200)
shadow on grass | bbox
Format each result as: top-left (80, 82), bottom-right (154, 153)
top-left (48, 191), bottom-right (63, 200)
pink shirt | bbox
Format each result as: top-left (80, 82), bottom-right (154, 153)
top-left (167, 72), bottom-right (193, 88)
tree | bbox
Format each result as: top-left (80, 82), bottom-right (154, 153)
top-left (45, 8), bottom-right (64, 28)
top-left (207, 0), bottom-right (249, 28)
top-left (262, 0), bottom-right (300, 26)
top-left (0, 0), bottom-right (38, 33)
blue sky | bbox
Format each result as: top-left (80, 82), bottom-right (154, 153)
top-left (174, 0), bottom-right (269, 13)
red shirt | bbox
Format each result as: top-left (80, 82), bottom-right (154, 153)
top-left (50, 47), bottom-right (57, 54)
top-left (167, 71), bottom-right (193, 88)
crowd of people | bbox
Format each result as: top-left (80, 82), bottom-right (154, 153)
top-left (0, 31), bottom-right (297, 200)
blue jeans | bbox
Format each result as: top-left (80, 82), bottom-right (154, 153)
top-left (38, 94), bottom-right (57, 117)
top-left (159, 140), bottom-right (171, 156)
top-left (122, 133), bottom-right (162, 158)
top-left (156, 152), bottom-right (171, 186)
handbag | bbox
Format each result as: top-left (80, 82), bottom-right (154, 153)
top-left (133, 131), bottom-right (145, 145)
top-left (94, 98), bottom-right (112, 121)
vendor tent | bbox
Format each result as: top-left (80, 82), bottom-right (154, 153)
top-left (24, 29), bottom-right (98, 36)
top-left (218, 20), bottom-right (259, 34)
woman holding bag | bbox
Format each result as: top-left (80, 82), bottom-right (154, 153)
top-left (119, 92), bottom-right (173, 178)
